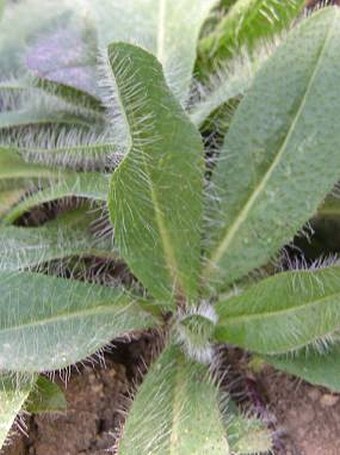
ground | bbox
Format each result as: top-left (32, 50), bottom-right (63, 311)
top-left (1, 339), bottom-right (339, 455)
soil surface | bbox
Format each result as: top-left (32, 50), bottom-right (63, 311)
top-left (1, 340), bottom-right (339, 455)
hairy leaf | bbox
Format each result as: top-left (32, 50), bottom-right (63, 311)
top-left (0, 272), bottom-right (156, 372)
top-left (215, 266), bottom-right (340, 354)
top-left (204, 7), bottom-right (340, 288)
top-left (118, 345), bottom-right (229, 454)
top-left (0, 374), bottom-right (35, 448)
top-left (3, 173), bottom-right (109, 223)
top-left (84, 0), bottom-right (218, 101)
top-left (198, 0), bottom-right (304, 75)
top-left (0, 209), bottom-right (116, 271)
top-left (190, 43), bottom-right (275, 128)
top-left (0, 147), bottom-right (57, 191)
top-left (108, 43), bottom-right (203, 303)
top-left (25, 376), bottom-right (67, 414)
top-left (265, 344), bottom-right (340, 392)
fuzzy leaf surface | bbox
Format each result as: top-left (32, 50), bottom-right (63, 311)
top-left (198, 0), bottom-right (304, 74)
top-left (108, 43), bottom-right (203, 303)
top-left (83, 0), bottom-right (218, 101)
top-left (118, 345), bottom-right (229, 455)
top-left (3, 173), bottom-right (109, 223)
top-left (0, 147), bottom-right (57, 190)
top-left (0, 272), bottom-right (155, 372)
top-left (204, 7), bottom-right (340, 288)
top-left (0, 209), bottom-right (116, 271)
top-left (215, 266), bottom-right (340, 354)
top-left (25, 376), bottom-right (67, 414)
top-left (265, 344), bottom-right (340, 392)
top-left (0, 374), bottom-right (35, 449)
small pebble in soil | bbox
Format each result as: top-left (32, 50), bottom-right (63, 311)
top-left (320, 394), bottom-right (340, 408)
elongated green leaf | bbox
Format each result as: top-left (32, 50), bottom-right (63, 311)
top-left (118, 345), bottom-right (229, 454)
top-left (265, 344), bottom-right (340, 392)
top-left (204, 7), bottom-right (340, 288)
top-left (214, 266), bottom-right (340, 354)
top-left (0, 374), bottom-right (35, 449)
top-left (0, 209), bottom-right (116, 271)
top-left (108, 43), bottom-right (203, 303)
top-left (0, 147), bottom-right (58, 190)
top-left (3, 173), bottom-right (109, 223)
top-left (0, 108), bottom-right (95, 130)
top-left (197, 0), bottom-right (304, 75)
top-left (0, 272), bottom-right (156, 372)
top-left (33, 78), bottom-right (104, 114)
top-left (85, 0), bottom-right (218, 101)
top-left (25, 376), bottom-right (67, 414)
top-left (190, 43), bottom-right (274, 128)
top-left (0, 189), bottom-right (27, 216)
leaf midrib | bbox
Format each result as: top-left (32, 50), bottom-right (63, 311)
top-left (219, 288), bottom-right (340, 324)
top-left (0, 299), bottom-right (132, 335)
top-left (204, 16), bottom-right (336, 278)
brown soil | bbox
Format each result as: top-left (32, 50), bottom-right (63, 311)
top-left (2, 341), bottom-right (339, 455)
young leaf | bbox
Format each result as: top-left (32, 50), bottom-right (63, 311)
top-left (0, 210), bottom-right (116, 271)
top-left (0, 374), bottom-right (35, 449)
top-left (214, 266), bottom-right (340, 354)
top-left (0, 147), bottom-right (57, 187)
top-left (204, 7), bottom-right (340, 289)
top-left (265, 344), bottom-right (340, 392)
top-left (25, 376), bottom-right (67, 414)
top-left (3, 173), bottom-right (109, 223)
top-left (0, 272), bottom-right (156, 372)
top-left (108, 43), bottom-right (203, 303)
top-left (85, 0), bottom-right (218, 101)
top-left (118, 345), bottom-right (229, 454)
top-left (197, 0), bottom-right (304, 75)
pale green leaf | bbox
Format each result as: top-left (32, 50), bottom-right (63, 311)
top-left (3, 173), bottom-right (109, 223)
top-left (108, 43), bottom-right (203, 303)
top-left (0, 374), bottom-right (35, 449)
top-left (265, 344), bottom-right (340, 392)
top-left (25, 376), bottom-right (67, 414)
top-left (215, 266), bottom-right (340, 354)
top-left (204, 8), bottom-right (340, 288)
top-left (83, 0), bottom-right (218, 101)
top-left (197, 0), bottom-right (304, 75)
top-left (0, 209), bottom-right (116, 271)
top-left (118, 345), bottom-right (229, 455)
top-left (0, 147), bottom-right (58, 191)
top-left (0, 272), bottom-right (156, 372)
top-left (227, 404), bottom-right (273, 454)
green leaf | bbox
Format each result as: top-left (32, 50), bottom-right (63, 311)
top-left (0, 106), bottom-right (96, 130)
top-left (0, 272), bottom-right (156, 372)
top-left (190, 43), bottom-right (275, 128)
top-left (3, 173), bottom-right (109, 223)
top-left (214, 266), bottom-right (340, 354)
top-left (32, 78), bottom-right (105, 114)
top-left (25, 376), bottom-right (67, 414)
top-left (317, 194), bottom-right (340, 217)
top-left (265, 344), bottom-right (340, 392)
top-left (204, 7), bottom-right (340, 288)
top-left (118, 345), bottom-right (229, 455)
top-left (85, 0), bottom-right (218, 101)
top-left (227, 404), bottom-right (273, 454)
top-left (0, 374), bottom-right (35, 449)
top-left (0, 209), bottom-right (116, 271)
top-left (197, 0), bottom-right (304, 75)
top-left (108, 43), bottom-right (203, 303)
top-left (0, 147), bottom-right (57, 190)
